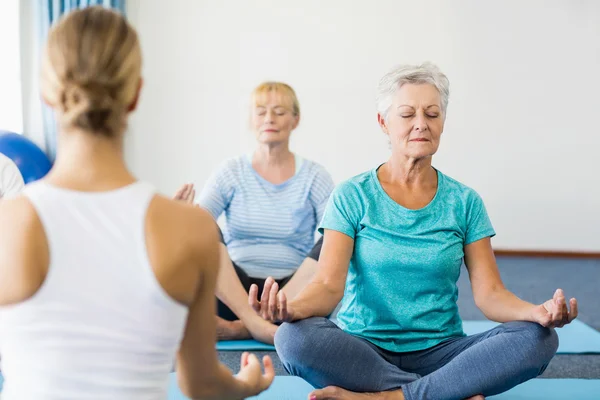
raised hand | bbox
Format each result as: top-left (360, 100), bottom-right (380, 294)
top-left (235, 352), bottom-right (275, 397)
top-left (173, 183), bottom-right (196, 204)
top-left (530, 289), bottom-right (578, 328)
top-left (249, 277), bottom-right (294, 323)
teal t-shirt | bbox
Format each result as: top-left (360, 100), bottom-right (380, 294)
top-left (319, 166), bottom-right (496, 353)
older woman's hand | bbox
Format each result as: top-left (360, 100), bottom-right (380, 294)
top-left (173, 183), bottom-right (196, 204)
top-left (530, 289), bottom-right (578, 328)
top-left (249, 278), bottom-right (295, 323)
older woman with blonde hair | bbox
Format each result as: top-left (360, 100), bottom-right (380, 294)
top-left (176, 81), bottom-right (335, 343)
top-left (0, 7), bottom-right (273, 399)
top-left (268, 62), bottom-right (578, 400)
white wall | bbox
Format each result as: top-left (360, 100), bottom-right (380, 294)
top-left (125, 0), bottom-right (600, 252)
top-left (0, 0), bottom-right (24, 134)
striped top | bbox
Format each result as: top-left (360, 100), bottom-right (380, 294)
top-left (197, 154), bottom-right (335, 279)
top-left (0, 153), bottom-right (24, 199)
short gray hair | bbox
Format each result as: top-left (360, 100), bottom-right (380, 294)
top-left (376, 62), bottom-right (450, 120)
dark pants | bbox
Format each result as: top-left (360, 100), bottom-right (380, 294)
top-left (216, 230), bottom-right (323, 321)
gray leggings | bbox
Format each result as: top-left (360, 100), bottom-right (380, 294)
top-left (275, 317), bottom-right (558, 400)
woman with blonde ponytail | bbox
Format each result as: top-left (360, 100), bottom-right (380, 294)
top-left (0, 6), bottom-right (273, 399)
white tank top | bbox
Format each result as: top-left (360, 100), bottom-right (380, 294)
top-left (0, 181), bottom-right (189, 399)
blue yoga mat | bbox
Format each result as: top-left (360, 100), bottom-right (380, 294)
top-left (463, 319), bottom-right (600, 354)
top-left (1, 374), bottom-right (598, 399)
top-left (167, 374), bottom-right (313, 400)
top-left (217, 339), bottom-right (275, 351)
top-left (489, 378), bottom-right (600, 399)
top-left (167, 375), bottom-right (600, 400)
top-left (215, 320), bottom-right (600, 354)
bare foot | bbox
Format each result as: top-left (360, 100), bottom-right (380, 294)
top-left (245, 315), bottom-right (278, 345)
top-left (309, 386), bottom-right (404, 400)
top-left (216, 318), bottom-right (251, 340)
top-left (309, 385), bottom-right (482, 400)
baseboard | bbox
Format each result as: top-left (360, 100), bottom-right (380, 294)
top-left (493, 249), bottom-right (600, 259)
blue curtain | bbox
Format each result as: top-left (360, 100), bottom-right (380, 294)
top-left (38, 0), bottom-right (126, 161)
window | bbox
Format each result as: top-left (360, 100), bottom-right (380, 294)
top-left (0, 0), bottom-right (23, 134)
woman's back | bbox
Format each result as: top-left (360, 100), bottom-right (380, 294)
top-left (0, 181), bottom-right (189, 399)
top-left (0, 6), bottom-right (274, 399)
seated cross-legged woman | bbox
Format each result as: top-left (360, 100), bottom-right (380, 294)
top-left (175, 82), bottom-right (335, 343)
top-left (265, 63), bottom-right (577, 400)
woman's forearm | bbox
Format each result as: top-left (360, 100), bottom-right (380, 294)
top-left (289, 280), bottom-right (342, 320)
top-left (477, 288), bottom-right (537, 323)
top-left (281, 258), bottom-right (319, 300)
top-left (286, 230), bottom-right (353, 321)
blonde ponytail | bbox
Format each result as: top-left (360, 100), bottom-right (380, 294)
top-left (41, 6), bottom-right (141, 137)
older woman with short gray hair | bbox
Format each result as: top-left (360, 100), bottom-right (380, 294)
top-left (266, 62), bottom-right (578, 400)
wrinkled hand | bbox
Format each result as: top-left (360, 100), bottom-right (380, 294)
top-left (173, 183), bottom-right (196, 204)
top-left (235, 352), bottom-right (274, 397)
top-left (249, 277), bottom-right (295, 323)
top-left (531, 289), bottom-right (578, 328)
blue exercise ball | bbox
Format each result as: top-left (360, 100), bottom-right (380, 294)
top-left (0, 131), bottom-right (53, 184)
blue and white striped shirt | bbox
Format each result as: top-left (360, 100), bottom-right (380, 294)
top-left (198, 155), bottom-right (335, 279)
